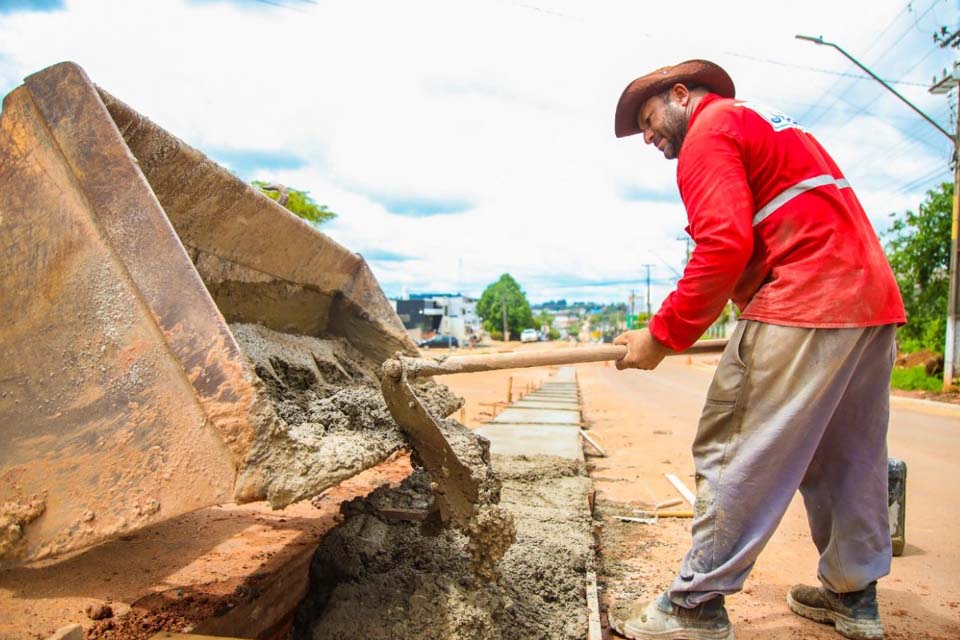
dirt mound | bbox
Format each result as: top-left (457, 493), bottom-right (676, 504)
top-left (896, 349), bottom-right (943, 375)
top-left (84, 579), bottom-right (268, 640)
top-left (295, 454), bottom-right (595, 640)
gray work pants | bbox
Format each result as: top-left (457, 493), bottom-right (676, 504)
top-left (668, 320), bottom-right (896, 607)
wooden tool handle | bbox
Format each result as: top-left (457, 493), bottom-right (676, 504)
top-left (398, 339), bottom-right (727, 379)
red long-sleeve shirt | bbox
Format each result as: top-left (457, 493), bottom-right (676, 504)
top-left (648, 94), bottom-right (906, 352)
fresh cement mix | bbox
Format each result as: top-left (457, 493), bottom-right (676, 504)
top-left (230, 323), bottom-right (463, 508)
top-left (294, 454), bottom-right (596, 640)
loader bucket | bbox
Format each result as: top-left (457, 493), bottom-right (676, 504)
top-left (0, 62), bottom-right (418, 568)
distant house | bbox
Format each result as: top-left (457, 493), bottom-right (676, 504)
top-left (395, 298), bottom-right (443, 342)
top-left (395, 293), bottom-right (481, 343)
top-left (551, 314), bottom-right (574, 331)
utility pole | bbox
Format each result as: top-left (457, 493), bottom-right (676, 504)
top-left (640, 264), bottom-right (655, 320)
top-left (930, 29), bottom-right (960, 390)
top-left (797, 33), bottom-right (960, 390)
top-left (501, 295), bottom-right (509, 343)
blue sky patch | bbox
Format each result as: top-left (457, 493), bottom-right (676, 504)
top-left (0, 0), bottom-right (64, 14)
top-left (0, 52), bottom-right (18, 96)
top-left (361, 249), bottom-right (415, 263)
top-left (374, 194), bottom-right (472, 217)
top-left (205, 147), bottom-right (307, 178)
top-left (619, 185), bottom-right (679, 204)
top-left (537, 274), bottom-right (677, 289)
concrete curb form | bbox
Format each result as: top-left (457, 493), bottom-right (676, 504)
top-left (890, 394), bottom-right (960, 417)
top-left (477, 370), bottom-right (586, 460)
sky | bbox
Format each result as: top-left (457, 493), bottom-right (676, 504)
top-left (1, 0), bottom-right (958, 309)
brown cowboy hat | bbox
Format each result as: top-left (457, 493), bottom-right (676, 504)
top-left (614, 59), bottom-right (735, 138)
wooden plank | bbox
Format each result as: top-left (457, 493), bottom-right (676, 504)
top-left (616, 515), bottom-right (658, 524)
top-left (586, 570), bottom-right (602, 640)
top-left (665, 473), bottom-right (696, 506)
top-left (634, 509), bottom-right (694, 518)
top-left (580, 430), bottom-right (607, 457)
top-left (377, 507), bottom-right (429, 521)
top-left (150, 633), bottom-right (251, 640)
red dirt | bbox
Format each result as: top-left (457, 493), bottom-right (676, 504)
top-left (895, 350), bottom-right (939, 369)
top-left (891, 388), bottom-right (960, 405)
top-left (0, 454), bottom-right (412, 640)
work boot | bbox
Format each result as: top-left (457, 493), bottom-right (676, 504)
top-left (787, 582), bottom-right (884, 640)
top-left (609, 593), bottom-right (734, 640)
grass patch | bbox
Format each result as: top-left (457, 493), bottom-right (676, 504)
top-left (891, 365), bottom-right (942, 392)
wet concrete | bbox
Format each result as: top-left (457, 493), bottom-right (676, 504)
top-left (294, 454), bottom-right (594, 640)
top-left (473, 425), bottom-right (583, 459)
top-left (294, 369), bottom-right (596, 640)
top-left (512, 400), bottom-right (581, 410)
top-left (230, 323), bottom-right (463, 508)
top-left (491, 408), bottom-right (582, 425)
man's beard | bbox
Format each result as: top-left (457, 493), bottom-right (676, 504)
top-left (660, 101), bottom-right (689, 159)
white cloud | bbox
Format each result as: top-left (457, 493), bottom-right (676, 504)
top-left (1, 0), bottom-right (955, 309)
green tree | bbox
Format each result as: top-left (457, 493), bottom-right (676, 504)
top-left (535, 309), bottom-right (551, 329)
top-left (253, 181), bottom-right (337, 225)
top-left (535, 309), bottom-right (560, 340)
top-left (883, 181), bottom-right (952, 353)
top-left (476, 274), bottom-right (535, 340)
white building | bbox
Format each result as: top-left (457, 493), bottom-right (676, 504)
top-left (397, 293), bottom-right (482, 343)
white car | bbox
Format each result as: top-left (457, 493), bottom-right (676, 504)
top-left (520, 328), bottom-right (539, 343)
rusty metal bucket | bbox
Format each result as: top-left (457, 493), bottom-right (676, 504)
top-left (0, 62), bottom-right (417, 568)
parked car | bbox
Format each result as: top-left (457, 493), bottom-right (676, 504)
top-left (419, 334), bottom-right (459, 349)
top-left (520, 328), bottom-right (539, 343)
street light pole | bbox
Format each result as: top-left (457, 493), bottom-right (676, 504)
top-left (795, 35), bottom-right (955, 143)
top-left (796, 34), bottom-right (959, 389)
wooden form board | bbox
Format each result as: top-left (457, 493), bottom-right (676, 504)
top-left (666, 473), bottom-right (696, 506)
top-left (586, 570), bottom-right (602, 640)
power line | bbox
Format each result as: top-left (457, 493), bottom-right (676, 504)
top-left (860, 0), bottom-right (917, 59)
top-left (498, 0), bottom-right (580, 20)
top-left (796, 1), bottom-right (914, 124)
top-left (857, 0), bottom-right (943, 72)
top-left (898, 39), bottom-right (949, 78)
top-left (802, 0), bottom-right (946, 128)
top-left (831, 42), bottom-right (947, 127)
top-left (726, 51), bottom-right (930, 87)
top-left (773, 95), bottom-right (951, 125)
top-left (855, 130), bottom-right (953, 179)
top-left (842, 104), bottom-right (954, 179)
top-left (897, 165), bottom-right (952, 194)
top-left (545, 277), bottom-right (676, 289)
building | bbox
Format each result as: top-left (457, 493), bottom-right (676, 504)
top-left (395, 298), bottom-right (442, 342)
top-left (394, 293), bottom-right (482, 344)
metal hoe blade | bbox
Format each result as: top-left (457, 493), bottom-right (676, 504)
top-left (381, 358), bottom-right (480, 528)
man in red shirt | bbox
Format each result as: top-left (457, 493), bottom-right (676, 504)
top-left (608, 60), bottom-right (905, 640)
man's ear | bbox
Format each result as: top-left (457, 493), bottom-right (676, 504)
top-left (672, 83), bottom-right (691, 107)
